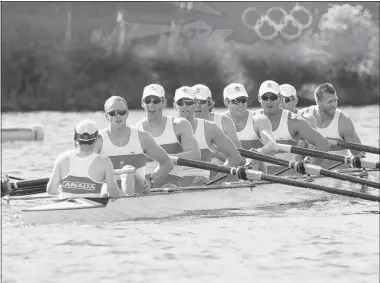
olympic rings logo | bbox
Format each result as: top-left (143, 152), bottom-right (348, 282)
top-left (242, 4), bottom-right (313, 41)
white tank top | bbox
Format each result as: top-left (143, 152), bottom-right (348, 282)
top-left (236, 111), bottom-right (262, 150)
top-left (304, 106), bottom-right (349, 155)
top-left (272, 110), bottom-right (297, 160)
top-left (135, 116), bottom-right (184, 177)
top-left (194, 119), bottom-right (213, 161)
top-left (213, 113), bottom-right (223, 130)
top-left (61, 150), bottom-right (103, 195)
top-left (99, 127), bottom-right (146, 181)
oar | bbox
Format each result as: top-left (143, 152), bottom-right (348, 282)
top-left (237, 149), bottom-right (380, 189)
top-left (327, 138), bottom-right (380, 155)
top-left (277, 144), bottom-right (380, 170)
top-left (172, 157), bottom-right (379, 202)
top-left (1, 168), bottom-right (135, 197)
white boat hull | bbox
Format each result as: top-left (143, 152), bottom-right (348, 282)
top-left (21, 168), bottom-right (377, 225)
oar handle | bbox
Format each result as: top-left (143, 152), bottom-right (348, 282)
top-left (328, 138), bottom-right (380, 155)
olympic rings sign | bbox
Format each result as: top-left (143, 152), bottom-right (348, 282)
top-left (242, 4), bottom-right (313, 41)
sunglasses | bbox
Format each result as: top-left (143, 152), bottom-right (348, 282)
top-left (107, 109), bottom-right (127, 117)
top-left (261, 93), bottom-right (279, 101)
top-left (283, 96), bottom-right (296, 103)
top-left (195, 99), bottom-right (208, 105)
top-left (176, 99), bottom-right (195, 106)
top-left (143, 97), bottom-right (163, 105)
top-left (229, 97), bottom-right (248, 105)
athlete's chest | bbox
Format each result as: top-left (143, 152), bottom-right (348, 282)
top-left (107, 131), bottom-right (131, 147)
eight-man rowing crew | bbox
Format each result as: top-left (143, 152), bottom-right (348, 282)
top-left (46, 81), bottom-right (367, 198)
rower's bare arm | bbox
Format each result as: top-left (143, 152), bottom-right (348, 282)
top-left (255, 114), bottom-right (277, 155)
top-left (338, 113), bottom-right (362, 156)
top-left (302, 113), bottom-right (317, 129)
top-left (209, 122), bottom-right (241, 167)
top-left (221, 115), bottom-right (243, 148)
top-left (294, 117), bottom-right (330, 166)
top-left (139, 130), bottom-right (174, 182)
top-left (103, 157), bottom-right (121, 198)
top-left (46, 155), bottom-right (64, 195)
top-left (172, 118), bottom-right (201, 160)
top-left (93, 135), bottom-right (103, 154)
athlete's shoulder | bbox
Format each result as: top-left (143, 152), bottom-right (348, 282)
top-left (56, 150), bottom-right (72, 161)
top-left (172, 116), bottom-right (190, 126)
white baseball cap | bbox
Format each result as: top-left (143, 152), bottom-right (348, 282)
top-left (280, 84), bottom-right (297, 98)
top-left (258, 80), bottom-right (280, 96)
top-left (223, 83), bottom-right (248, 100)
top-left (75, 119), bottom-right (98, 141)
top-left (142, 84), bottom-right (165, 99)
top-left (174, 86), bottom-right (195, 102)
top-left (192, 84), bottom-right (212, 100)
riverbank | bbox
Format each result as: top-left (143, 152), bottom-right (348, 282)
top-left (2, 3), bottom-right (379, 112)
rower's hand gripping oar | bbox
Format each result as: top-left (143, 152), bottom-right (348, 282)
top-left (171, 157), bottom-right (380, 202)
top-left (277, 144), bottom-right (379, 170)
top-left (327, 138), bottom-right (380, 155)
top-left (238, 148), bottom-right (380, 190)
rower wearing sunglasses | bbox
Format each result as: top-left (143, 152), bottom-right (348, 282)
top-left (95, 96), bottom-right (174, 194)
top-left (135, 84), bottom-right (201, 188)
top-left (279, 84), bottom-right (317, 128)
top-left (173, 86), bottom-right (242, 184)
top-left (257, 80), bottom-right (330, 167)
top-left (279, 83), bottom-right (318, 161)
top-left (223, 83), bottom-right (277, 173)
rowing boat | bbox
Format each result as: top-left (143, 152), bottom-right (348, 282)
top-left (20, 166), bottom-right (378, 225)
top-left (4, 142), bottom-right (379, 225)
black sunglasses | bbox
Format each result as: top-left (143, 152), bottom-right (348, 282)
top-left (228, 97), bottom-right (248, 105)
top-left (107, 109), bottom-right (128, 117)
top-left (143, 97), bottom-right (163, 105)
top-left (283, 96), bottom-right (296, 103)
top-left (176, 99), bottom-right (195, 106)
top-left (195, 99), bottom-right (208, 105)
top-left (261, 93), bottom-right (279, 101)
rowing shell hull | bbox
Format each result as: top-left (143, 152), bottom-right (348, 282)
top-left (21, 169), bottom-right (375, 225)
top-left (22, 182), bottom-right (323, 225)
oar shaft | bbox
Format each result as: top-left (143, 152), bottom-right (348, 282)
top-left (319, 168), bottom-right (379, 189)
top-left (238, 148), bottom-right (380, 189)
top-left (277, 144), bottom-right (379, 169)
top-left (172, 157), bottom-right (380, 202)
top-left (260, 173), bottom-right (379, 202)
top-left (328, 138), bottom-right (380, 155)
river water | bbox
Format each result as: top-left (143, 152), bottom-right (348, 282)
top-left (2, 106), bottom-right (380, 283)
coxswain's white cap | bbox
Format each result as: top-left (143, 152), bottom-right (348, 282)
top-left (75, 119), bottom-right (98, 141)
top-left (174, 86), bottom-right (195, 102)
top-left (142, 84), bottom-right (165, 99)
top-left (280, 84), bottom-right (297, 98)
top-left (192, 84), bottom-right (212, 100)
top-left (223, 83), bottom-right (248, 100)
top-left (258, 80), bottom-right (280, 96)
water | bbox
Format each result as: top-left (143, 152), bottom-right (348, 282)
top-left (2, 106), bottom-right (380, 283)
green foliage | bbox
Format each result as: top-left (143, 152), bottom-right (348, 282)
top-left (1, 4), bottom-right (379, 112)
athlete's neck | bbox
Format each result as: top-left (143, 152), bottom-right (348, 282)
top-left (147, 114), bottom-right (165, 127)
top-left (316, 106), bottom-right (334, 121)
top-left (228, 109), bottom-right (248, 123)
top-left (265, 108), bottom-right (283, 121)
top-left (110, 124), bottom-right (129, 133)
top-left (75, 146), bottom-right (94, 157)
top-left (201, 111), bottom-right (213, 121)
